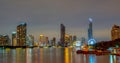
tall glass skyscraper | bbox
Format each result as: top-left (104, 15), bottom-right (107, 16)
top-left (17, 22), bottom-right (27, 46)
top-left (88, 18), bottom-right (93, 40)
top-left (60, 24), bottom-right (65, 46)
top-left (88, 18), bottom-right (96, 45)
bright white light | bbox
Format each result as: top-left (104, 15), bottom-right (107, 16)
top-left (88, 39), bottom-right (96, 45)
top-left (76, 41), bottom-right (81, 46)
top-left (12, 31), bottom-right (16, 34)
top-left (89, 18), bottom-right (93, 22)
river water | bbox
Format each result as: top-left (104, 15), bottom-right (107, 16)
top-left (0, 47), bottom-right (120, 63)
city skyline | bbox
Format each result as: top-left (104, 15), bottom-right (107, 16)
top-left (0, 0), bottom-right (120, 41)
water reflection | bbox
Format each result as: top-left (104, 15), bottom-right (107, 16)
top-left (0, 48), bottom-right (120, 63)
top-left (16, 48), bottom-right (26, 63)
top-left (32, 47), bottom-right (40, 63)
top-left (89, 55), bottom-right (96, 63)
top-left (25, 48), bottom-right (32, 63)
top-left (83, 54), bottom-right (87, 63)
top-left (12, 49), bottom-right (16, 63)
top-left (64, 48), bottom-right (70, 63)
top-left (109, 55), bottom-right (120, 63)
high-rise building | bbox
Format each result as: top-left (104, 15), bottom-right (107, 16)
top-left (88, 18), bottom-right (93, 40)
top-left (65, 34), bottom-right (70, 46)
top-left (73, 35), bottom-right (77, 42)
top-left (111, 25), bottom-right (120, 40)
top-left (45, 37), bottom-right (49, 46)
top-left (40, 34), bottom-right (45, 43)
top-left (17, 22), bottom-right (27, 46)
top-left (39, 34), bottom-right (46, 46)
top-left (60, 24), bottom-right (65, 46)
top-left (26, 35), bottom-right (34, 46)
top-left (69, 35), bottom-right (72, 46)
top-left (65, 34), bottom-right (73, 46)
top-left (51, 37), bottom-right (56, 46)
top-left (12, 31), bottom-right (17, 46)
top-left (0, 35), bottom-right (10, 46)
top-left (29, 35), bottom-right (34, 45)
top-left (88, 18), bottom-right (96, 45)
top-left (81, 37), bottom-right (86, 45)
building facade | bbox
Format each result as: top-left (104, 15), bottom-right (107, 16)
top-left (40, 34), bottom-right (45, 44)
top-left (111, 25), bottom-right (120, 40)
top-left (12, 32), bottom-right (17, 46)
top-left (51, 37), bottom-right (56, 46)
top-left (0, 35), bottom-right (10, 46)
top-left (88, 18), bottom-right (96, 45)
top-left (60, 24), bottom-right (65, 46)
top-left (88, 18), bottom-right (93, 40)
top-left (26, 35), bottom-right (34, 46)
top-left (73, 35), bottom-right (77, 42)
top-left (17, 23), bottom-right (27, 46)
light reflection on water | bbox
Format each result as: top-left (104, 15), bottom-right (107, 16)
top-left (0, 48), bottom-right (120, 63)
top-left (89, 55), bottom-right (96, 63)
top-left (110, 55), bottom-right (120, 63)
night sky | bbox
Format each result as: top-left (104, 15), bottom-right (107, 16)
top-left (0, 0), bottom-right (120, 42)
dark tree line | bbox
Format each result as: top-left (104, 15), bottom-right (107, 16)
top-left (94, 39), bottom-right (120, 50)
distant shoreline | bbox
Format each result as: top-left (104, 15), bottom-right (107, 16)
top-left (0, 46), bottom-right (38, 49)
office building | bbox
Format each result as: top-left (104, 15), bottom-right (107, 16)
top-left (39, 34), bottom-right (46, 46)
top-left (69, 35), bottom-right (72, 46)
top-left (40, 34), bottom-right (45, 43)
top-left (60, 24), bottom-right (65, 46)
top-left (0, 35), bottom-right (10, 46)
top-left (29, 35), bottom-right (34, 45)
top-left (51, 37), bottom-right (56, 46)
top-left (45, 37), bottom-right (49, 46)
top-left (17, 22), bottom-right (27, 46)
top-left (73, 35), bottom-right (77, 42)
top-left (26, 35), bottom-right (34, 46)
top-left (12, 32), bottom-right (17, 46)
top-left (65, 34), bottom-right (71, 46)
top-left (111, 25), bottom-right (120, 40)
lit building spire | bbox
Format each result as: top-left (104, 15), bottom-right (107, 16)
top-left (88, 18), bottom-right (96, 45)
top-left (89, 18), bottom-right (93, 22)
top-left (88, 18), bottom-right (93, 40)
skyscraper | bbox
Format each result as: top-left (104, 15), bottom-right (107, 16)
top-left (39, 34), bottom-right (46, 46)
top-left (81, 37), bottom-right (86, 45)
top-left (40, 35), bottom-right (45, 43)
top-left (69, 35), bottom-right (72, 46)
top-left (60, 24), bottom-right (65, 46)
top-left (29, 35), bottom-right (34, 45)
top-left (45, 37), bottom-right (49, 46)
top-left (88, 18), bottom-right (93, 40)
top-left (111, 25), bottom-right (120, 40)
top-left (12, 31), bottom-right (17, 46)
top-left (65, 34), bottom-right (70, 46)
top-left (88, 18), bottom-right (96, 45)
top-left (51, 37), bottom-right (56, 46)
top-left (26, 35), bottom-right (34, 46)
top-left (17, 22), bottom-right (27, 46)
top-left (73, 35), bottom-right (77, 42)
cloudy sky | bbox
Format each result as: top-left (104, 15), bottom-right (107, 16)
top-left (0, 0), bottom-right (120, 42)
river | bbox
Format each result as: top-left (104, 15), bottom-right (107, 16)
top-left (0, 47), bottom-right (120, 63)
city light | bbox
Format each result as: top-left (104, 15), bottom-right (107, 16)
top-left (12, 31), bottom-right (16, 34)
top-left (76, 41), bottom-right (81, 47)
top-left (0, 0), bottom-right (120, 63)
top-left (88, 39), bottom-right (96, 45)
top-left (89, 18), bottom-right (93, 22)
